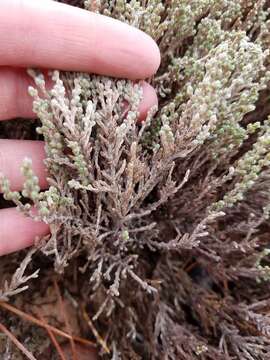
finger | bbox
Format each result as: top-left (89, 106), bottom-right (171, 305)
top-left (0, 207), bottom-right (49, 256)
top-left (0, 140), bottom-right (47, 191)
top-left (0, 67), bottom-right (158, 121)
top-left (0, 0), bottom-right (160, 80)
top-left (0, 68), bottom-right (36, 120)
top-left (138, 81), bottom-right (158, 122)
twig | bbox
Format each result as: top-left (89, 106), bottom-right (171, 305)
top-left (0, 301), bottom-right (95, 348)
top-left (82, 306), bottom-right (110, 354)
top-left (0, 322), bottom-right (37, 360)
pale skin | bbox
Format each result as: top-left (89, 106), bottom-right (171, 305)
top-left (0, 0), bottom-right (160, 256)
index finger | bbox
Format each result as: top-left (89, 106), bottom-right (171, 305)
top-left (0, 0), bottom-right (160, 80)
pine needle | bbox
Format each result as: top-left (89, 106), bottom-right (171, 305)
top-left (39, 313), bottom-right (67, 360)
top-left (0, 301), bottom-right (96, 348)
top-left (0, 321), bottom-right (37, 360)
top-left (82, 306), bottom-right (110, 354)
top-left (53, 279), bottom-right (79, 360)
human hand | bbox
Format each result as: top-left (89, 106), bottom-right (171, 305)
top-left (0, 0), bottom-right (160, 255)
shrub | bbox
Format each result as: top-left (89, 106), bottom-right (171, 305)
top-left (1, 0), bottom-right (270, 358)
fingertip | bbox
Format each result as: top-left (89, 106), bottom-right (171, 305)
top-left (127, 30), bottom-right (161, 79)
top-left (138, 81), bottom-right (158, 122)
top-left (142, 34), bottom-right (161, 78)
